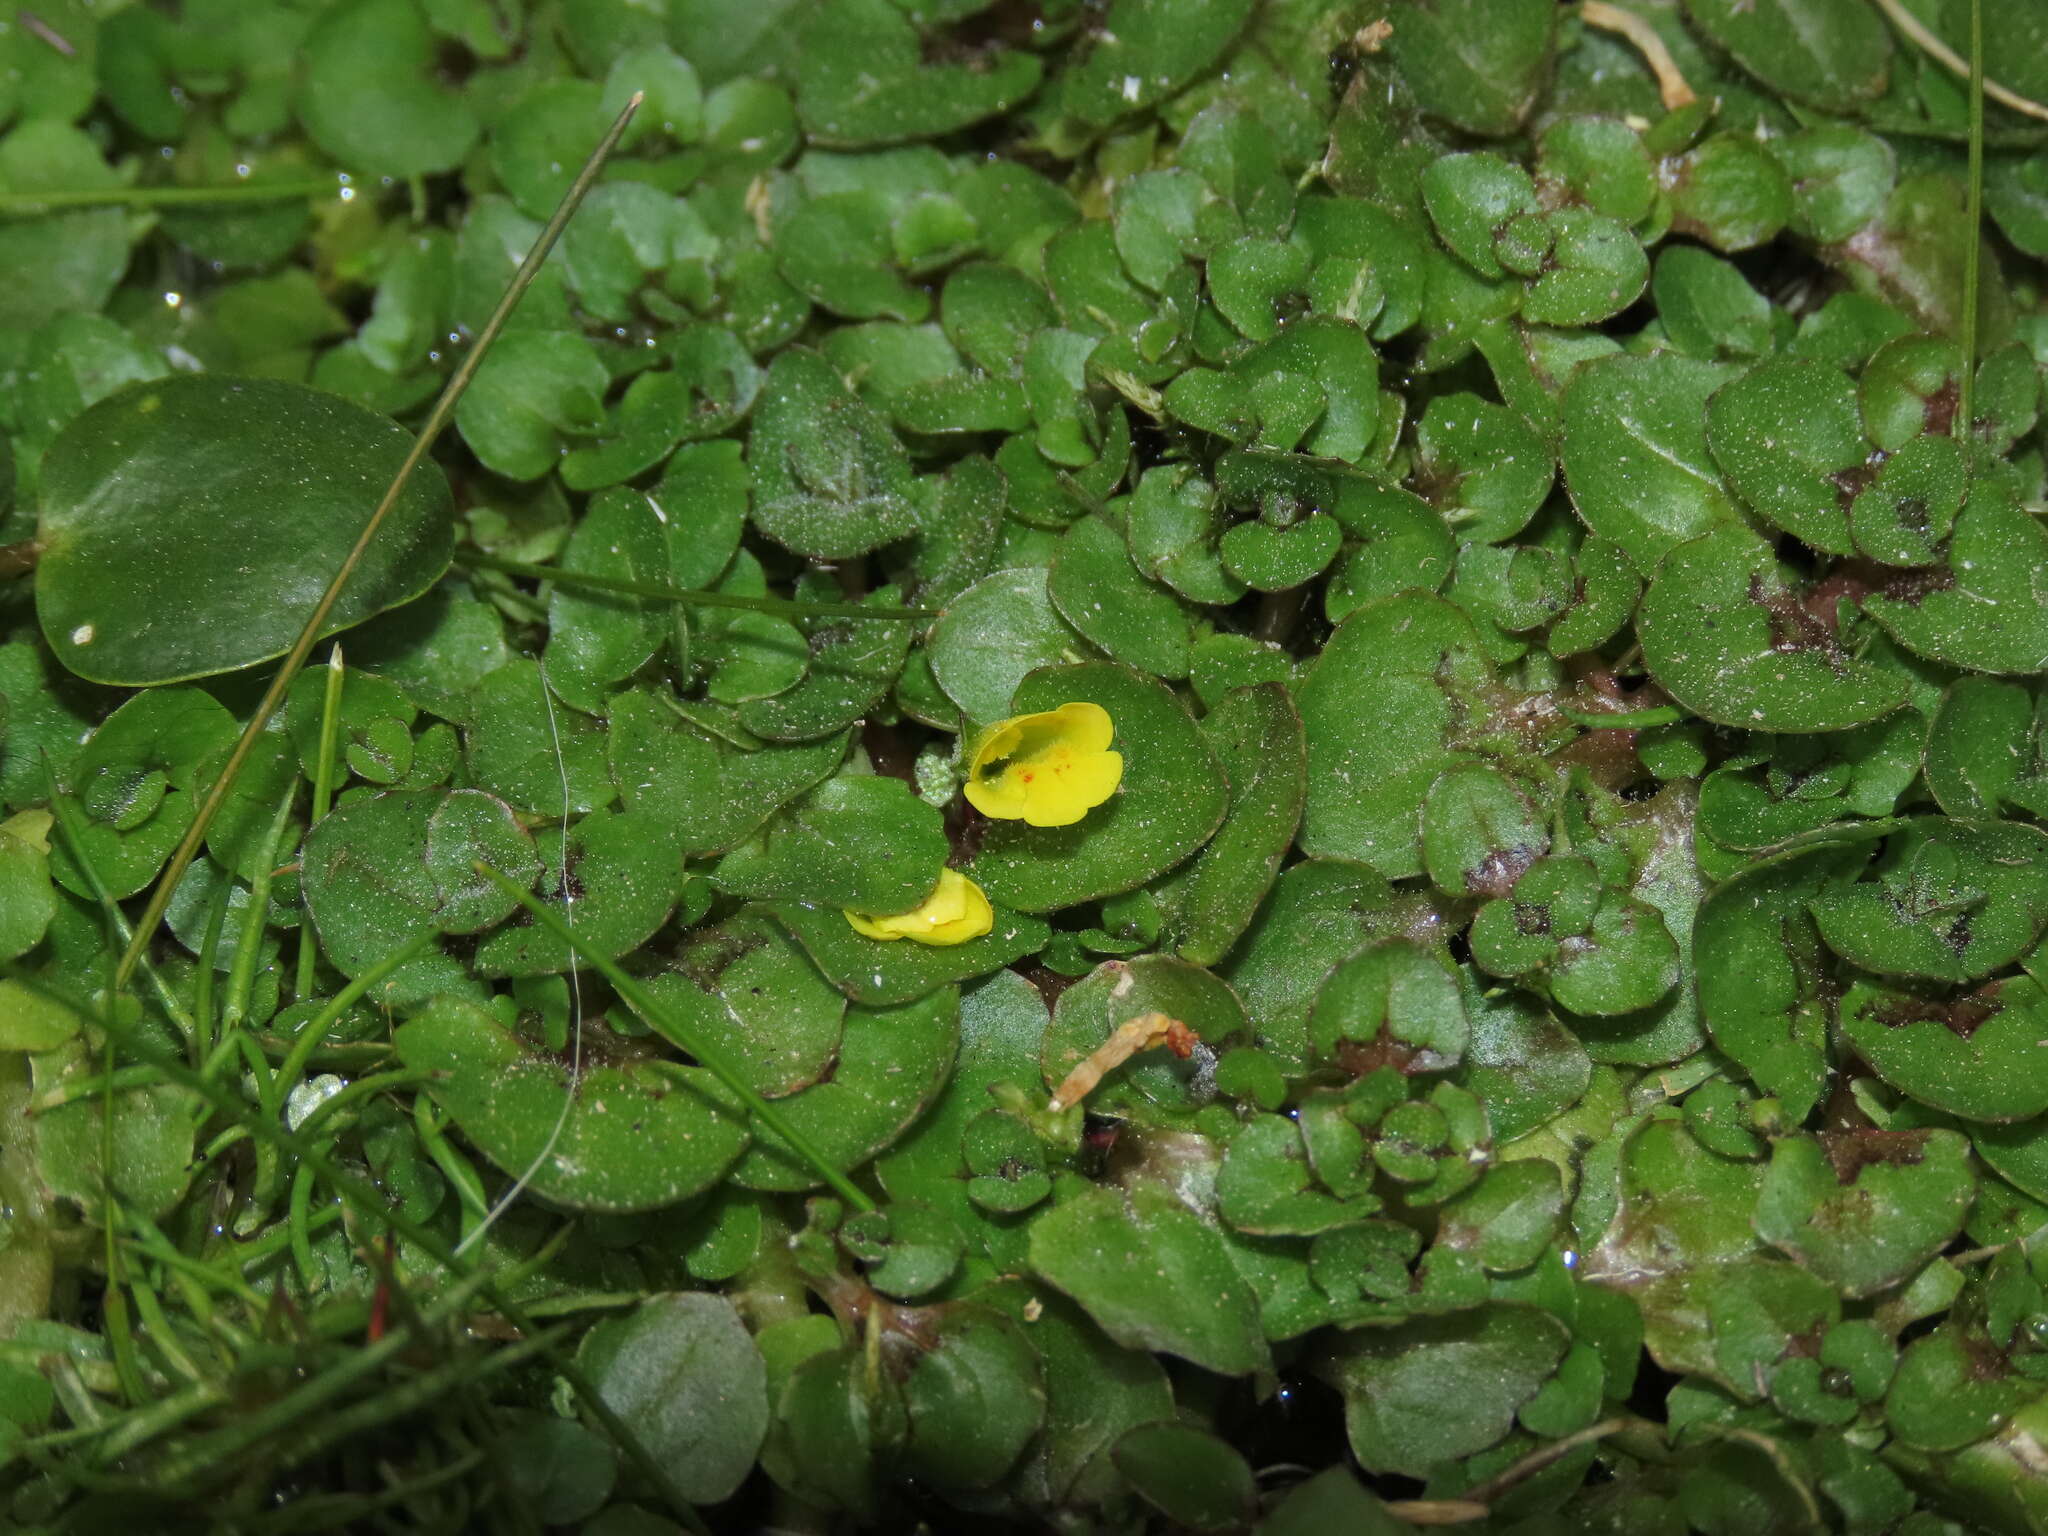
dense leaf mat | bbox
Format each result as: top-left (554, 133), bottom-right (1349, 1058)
top-left (7, 0), bottom-right (2048, 1530)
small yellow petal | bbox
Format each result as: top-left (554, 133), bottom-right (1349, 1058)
top-left (1021, 748), bottom-right (1123, 827)
top-left (845, 908), bottom-right (907, 941)
top-left (842, 870), bottom-right (994, 947)
top-left (963, 774), bottom-right (1029, 819)
top-left (1051, 701), bottom-right (1115, 753)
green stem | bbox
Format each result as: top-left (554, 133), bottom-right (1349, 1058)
top-left (1958, 0), bottom-right (1985, 448)
top-left (1557, 704), bottom-right (1684, 730)
top-left (116, 92), bottom-right (647, 996)
top-left (475, 861), bottom-right (878, 1213)
top-left (219, 782), bottom-right (300, 1043)
top-left (295, 646), bottom-right (347, 1003)
top-left (0, 180), bottom-right (341, 214)
top-left (456, 549), bottom-right (941, 622)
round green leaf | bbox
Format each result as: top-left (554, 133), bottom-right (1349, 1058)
top-left (1027, 1183), bottom-right (1269, 1376)
top-left (1414, 392), bottom-right (1553, 544)
top-left (472, 810), bottom-right (688, 976)
top-left (1321, 1305), bottom-right (1569, 1478)
top-left (765, 898), bottom-right (1050, 1007)
top-left (729, 985), bottom-right (959, 1191)
top-left (1162, 683), bottom-right (1306, 967)
top-left (1112, 1422), bottom-right (1258, 1534)
top-left (1639, 527), bottom-right (1908, 732)
top-left (899, 1307), bottom-right (1045, 1490)
top-left (1297, 593), bottom-right (1503, 878)
top-left (714, 773), bottom-right (948, 916)
top-left (299, 0), bottom-right (479, 179)
top-left (928, 567), bottom-right (1090, 728)
top-left (1684, 0), bottom-right (1893, 113)
top-left (38, 377), bottom-right (454, 686)
top-left (1048, 516), bottom-right (1192, 679)
top-left (1754, 1129), bottom-right (1974, 1298)
top-left (1862, 486), bottom-right (2048, 675)
top-left (1706, 359), bottom-right (1864, 554)
top-left (394, 996), bottom-right (749, 1212)
top-left (577, 1293), bottom-right (769, 1505)
top-left (1562, 353), bottom-right (1742, 568)
top-left (1842, 974), bottom-right (2048, 1123)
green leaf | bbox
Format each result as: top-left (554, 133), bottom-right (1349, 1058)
top-left (1051, 0), bottom-right (1256, 130)
top-left (1048, 517), bottom-right (1192, 680)
top-left (37, 377), bottom-right (453, 686)
top-left (928, 567), bottom-right (1092, 728)
top-left (1654, 246), bottom-right (1775, 360)
top-left (794, 0), bottom-right (1040, 147)
top-left (1310, 939), bottom-right (1469, 1072)
top-left (1862, 486), bottom-right (2048, 675)
top-left (1683, 0), bottom-right (1893, 113)
top-left (1321, 1305), bottom-right (1570, 1478)
top-left (465, 661), bottom-right (615, 816)
top-left (1695, 839), bottom-right (1867, 1123)
top-left (489, 80), bottom-right (609, 221)
top-left (1754, 1130), bottom-right (1974, 1297)
top-left (1218, 1113), bottom-right (1373, 1236)
top-left (0, 122), bottom-right (132, 333)
top-left (1808, 819), bottom-right (2048, 984)
top-left (715, 773), bottom-right (949, 915)
top-left (729, 985), bottom-right (959, 1192)
top-left (1666, 134), bottom-right (1793, 252)
top-left (1162, 684), bottom-right (1306, 967)
top-left (898, 1307), bottom-right (1045, 1490)
top-left (1639, 527), bottom-right (1908, 732)
top-left (472, 809), bottom-right (687, 977)
top-left (1436, 1159), bottom-right (1565, 1273)
top-left (735, 586), bottom-right (914, 743)
top-left (1561, 353), bottom-right (1742, 568)
top-left (749, 349), bottom-right (919, 559)
top-left (394, 996), bottom-right (749, 1212)
top-left (1385, 0), bottom-right (1556, 138)
top-left (1705, 359), bottom-right (1864, 554)
top-left (608, 692), bottom-right (846, 855)
top-left (1112, 1422), bottom-right (1258, 1533)
top-left (299, 0), bottom-right (479, 179)
top-left (652, 913), bottom-right (846, 1100)
top-left (1297, 593), bottom-right (1509, 878)
top-left (969, 662), bottom-right (1229, 914)
top-left (1028, 1183), bottom-right (1270, 1376)
top-left (577, 1293), bottom-right (768, 1504)
top-left (765, 899), bottom-right (1050, 1007)
top-left (454, 330), bottom-right (608, 482)
top-left (1414, 392), bottom-right (1553, 544)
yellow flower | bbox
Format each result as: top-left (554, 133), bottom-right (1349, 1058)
top-left (844, 868), bottom-right (994, 946)
top-left (963, 701), bottom-right (1124, 828)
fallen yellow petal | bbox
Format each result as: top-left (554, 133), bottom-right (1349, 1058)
top-left (843, 869), bottom-right (994, 947)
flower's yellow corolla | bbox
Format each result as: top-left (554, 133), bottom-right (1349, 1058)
top-left (843, 868), bottom-right (994, 946)
top-left (963, 701), bottom-right (1123, 827)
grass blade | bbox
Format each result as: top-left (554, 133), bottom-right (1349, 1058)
top-left (1959, 0), bottom-right (1984, 441)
